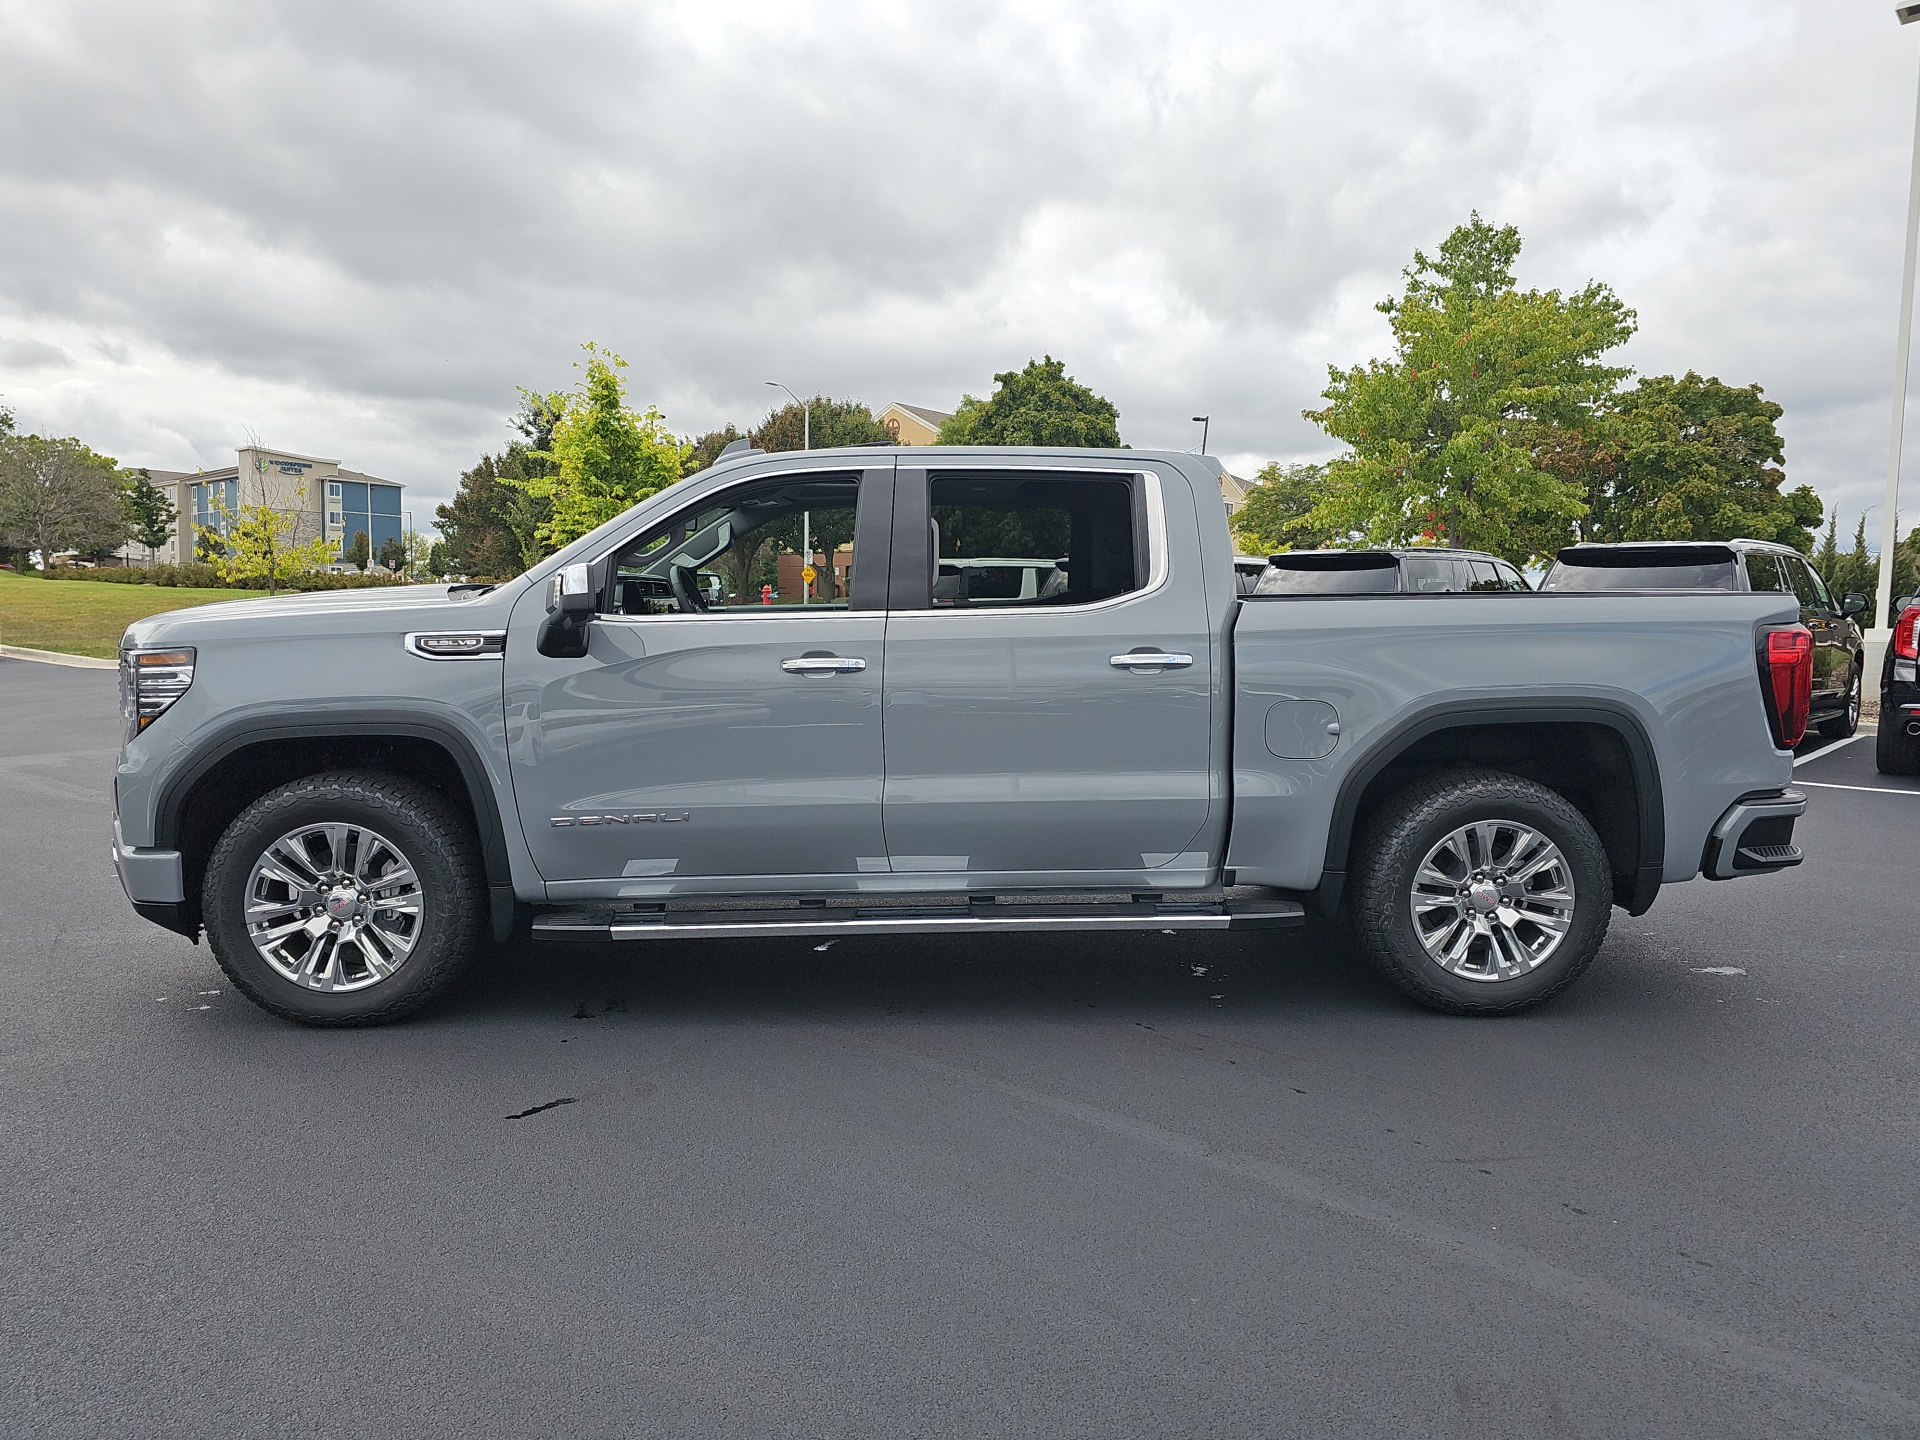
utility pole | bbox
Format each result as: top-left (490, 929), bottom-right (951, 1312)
top-left (1874, 3), bottom-right (1920, 661)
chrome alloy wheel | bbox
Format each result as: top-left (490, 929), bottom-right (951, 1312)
top-left (1408, 820), bottom-right (1577, 982)
top-left (243, 822), bottom-right (425, 992)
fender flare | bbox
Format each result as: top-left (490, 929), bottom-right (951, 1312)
top-left (153, 712), bottom-right (518, 941)
top-left (1315, 698), bottom-right (1666, 918)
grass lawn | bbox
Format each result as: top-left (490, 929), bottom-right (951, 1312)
top-left (0, 571), bottom-right (266, 659)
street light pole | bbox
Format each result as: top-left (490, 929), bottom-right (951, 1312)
top-left (1192, 416), bottom-right (1210, 455)
top-left (1875, 4), bottom-right (1920, 652)
top-left (765, 381), bottom-right (809, 451)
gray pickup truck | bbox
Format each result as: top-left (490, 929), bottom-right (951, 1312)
top-left (112, 446), bottom-right (1812, 1025)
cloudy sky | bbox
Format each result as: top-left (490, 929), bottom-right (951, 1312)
top-left (2, 0), bottom-right (1918, 540)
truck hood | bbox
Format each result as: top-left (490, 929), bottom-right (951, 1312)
top-left (120, 580), bottom-right (528, 649)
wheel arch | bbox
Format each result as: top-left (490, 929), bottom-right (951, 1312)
top-left (155, 715), bottom-right (517, 941)
top-left (1316, 701), bottom-right (1665, 919)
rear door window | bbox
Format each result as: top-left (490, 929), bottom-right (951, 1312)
top-left (1399, 555), bottom-right (1461, 592)
top-left (1465, 560), bottom-right (1509, 592)
top-left (1743, 552), bottom-right (1788, 595)
top-left (928, 473), bottom-right (1138, 608)
top-left (1781, 555), bottom-right (1825, 611)
top-left (1493, 562), bottom-right (1530, 591)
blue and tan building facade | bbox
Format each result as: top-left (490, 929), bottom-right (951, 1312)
top-left (138, 447), bottom-right (405, 569)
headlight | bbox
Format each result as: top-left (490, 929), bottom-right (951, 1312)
top-left (120, 646), bottom-right (196, 741)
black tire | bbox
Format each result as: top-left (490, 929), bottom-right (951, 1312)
top-left (1348, 768), bottom-right (1612, 1016)
top-left (1818, 662), bottom-right (1862, 740)
top-left (1877, 719), bottom-right (1920, 776)
top-left (202, 772), bottom-right (484, 1026)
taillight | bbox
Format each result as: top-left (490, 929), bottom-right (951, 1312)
top-left (1895, 607), bottom-right (1920, 661)
top-left (119, 647), bottom-right (196, 741)
top-left (1759, 625), bottom-right (1812, 749)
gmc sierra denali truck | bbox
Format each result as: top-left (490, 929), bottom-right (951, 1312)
top-left (111, 446), bottom-right (1812, 1026)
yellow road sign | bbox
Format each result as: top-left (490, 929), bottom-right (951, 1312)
top-left (801, 564), bottom-right (817, 585)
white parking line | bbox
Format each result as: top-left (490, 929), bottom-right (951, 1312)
top-left (1797, 780), bottom-right (1920, 797)
top-left (1793, 734), bottom-right (1865, 766)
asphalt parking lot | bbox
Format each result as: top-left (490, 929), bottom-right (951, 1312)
top-left (2, 656), bottom-right (1915, 1439)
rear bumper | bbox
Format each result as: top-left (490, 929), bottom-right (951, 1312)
top-left (1701, 788), bottom-right (1806, 881)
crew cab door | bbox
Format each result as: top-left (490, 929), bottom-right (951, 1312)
top-left (505, 463), bottom-right (894, 896)
top-left (877, 465), bottom-right (1217, 885)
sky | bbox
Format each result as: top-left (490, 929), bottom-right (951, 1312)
top-left (2, 0), bottom-right (1918, 545)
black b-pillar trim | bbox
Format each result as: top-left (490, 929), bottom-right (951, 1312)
top-left (847, 464), bottom-right (896, 611)
top-left (889, 468), bottom-right (931, 610)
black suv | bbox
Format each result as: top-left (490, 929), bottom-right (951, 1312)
top-left (1252, 548), bottom-right (1531, 595)
top-left (1881, 595), bottom-right (1919, 774)
top-left (1542, 540), bottom-right (1868, 740)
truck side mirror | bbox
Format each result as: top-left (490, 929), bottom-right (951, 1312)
top-left (538, 562), bottom-right (596, 658)
top-left (1842, 592), bottom-right (1869, 617)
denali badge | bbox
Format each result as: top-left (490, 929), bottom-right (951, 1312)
top-left (551, 813), bottom-right (690, 826)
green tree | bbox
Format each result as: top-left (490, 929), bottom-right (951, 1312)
top-left (426, 540), bottom-right (452, 578)
top-left (1587, 372), bottom-right (1820, 550)
top-left (207, 484), bottom-right (335, 595)
top-left (123, 469), bottom-right (178, 565)
top-left (1229, 462), bottom-right (1342, 554)
top-left (503, 344), bottom-right (690, 549)
top-left (343, 528), bottom-right (371, 572)
top-left (0, 433), bottom-right (131, 572)
top-left (377, 535), bottom-right (407, 573)
top-left (937, 358), bottom-right (1121, 447)
top-left (684, 425), bottom-right (747, 474)
top-left (751, 398), bottom-right (892, 452)
top-left (1304, 214), bottom-right (1636, 562)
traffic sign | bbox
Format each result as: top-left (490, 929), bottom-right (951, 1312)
top-left (801, 564), bottom-right (817, 585)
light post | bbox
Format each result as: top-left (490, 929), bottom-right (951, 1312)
top-left (1873, 3), bottom-right (1920, 662)
top-left (766, 381), bottom-right (811, 603)
top-left (765, 381), bottom-right (809, 451)
top-left (1192, 416), bottom-right (1210, 455)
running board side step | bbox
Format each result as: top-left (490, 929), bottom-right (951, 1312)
top-left (532, 897), bottom-right (1306, 943)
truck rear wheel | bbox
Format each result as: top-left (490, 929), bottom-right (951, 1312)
top-left (1348, 769), bottom-right (1611, 1016)
top-left (201, 772), bottom-right (484, 1026)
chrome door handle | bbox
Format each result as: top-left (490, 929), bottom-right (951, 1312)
top-left (1109, 652), bottom-right (1194, 669)
top-left (781, 656), bottom-right (867, 673)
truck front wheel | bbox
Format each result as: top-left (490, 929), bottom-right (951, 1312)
top-left (1348, 769), bottom-right (1611, 1016)
top-left (201, 772), bottom-right (485, 1026)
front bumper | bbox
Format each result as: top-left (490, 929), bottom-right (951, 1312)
top-left (113, 818), bottom-right (199, 938)
top-left (1701, 788), bottom-right (1807, 881)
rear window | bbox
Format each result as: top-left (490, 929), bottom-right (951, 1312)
top-left (1254, 553), bottom-right (1399, 595)
top-left (1541, 546), bottom-right (1740, 592)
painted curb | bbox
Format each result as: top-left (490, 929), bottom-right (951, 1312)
top-left (0, 644), bottom-right (118, 670)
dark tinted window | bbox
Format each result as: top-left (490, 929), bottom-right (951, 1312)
top-left (1493, 562), bottom-right (1530, 591)
top-left (928, 474), bottom-right (1136, 608)
top-left (1541, 546), bottom-right (1740, 592)
top-left (1465, 560), bottom-right (1507, 592)
top-left (1743, 552), bottom-right (1788, 594)
top-left (1779, 555), bottom-right (1822, 610)
top-left (1254, 554), bottom-right (1398, 595)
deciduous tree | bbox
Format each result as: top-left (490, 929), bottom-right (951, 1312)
top-left (503, 344), bottom-right (690, 549)
top-left (1229, 462), bottom-right (1341, 554)
top-left (937, 358), bottom-right (1121, 447)
top-left (1304, 215), bottom-right (1635, 563)
top-left (0, 433), bottom-right (131, 572)
top-left (751, 398), bottom-right (892, 452)
top-left (1585, 372), bottom-right (1820, 551)
top-left (207, 484), bottom-right (335, 595)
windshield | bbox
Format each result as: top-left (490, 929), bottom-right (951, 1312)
top-left (1541, 547), bottom-right (1739, 592)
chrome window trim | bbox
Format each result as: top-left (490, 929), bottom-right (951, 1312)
top-left (587, 463), bottom-right (1168, 620)
top-left (403, 630), bottom-right (507, 660)
top-left (891, 469), bottom-right (1168, 618)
